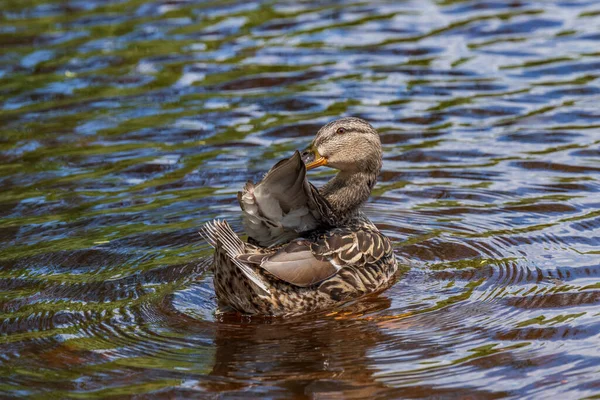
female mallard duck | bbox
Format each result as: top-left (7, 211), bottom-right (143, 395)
top-left (202, 117), bottom-right (397, 316)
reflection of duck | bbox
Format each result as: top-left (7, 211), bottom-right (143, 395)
top-left (203, 298), bottom-right (394, 396)
top-left (202, 118), bottom-right (397, 316)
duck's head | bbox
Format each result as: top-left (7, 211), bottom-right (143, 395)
top-left (301, 117), bottom-right (382, 175)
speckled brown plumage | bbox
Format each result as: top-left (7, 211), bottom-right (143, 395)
top-left (204, 218), bottom-right (397, 316)
top-left (201, 117), bottom-right (398, 317)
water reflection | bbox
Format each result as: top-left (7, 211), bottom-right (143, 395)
top-left (205, 301), bottom-right (391, 396)
top-left (1, 0), bottom-right (600, 397)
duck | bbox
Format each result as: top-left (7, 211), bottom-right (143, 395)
top-left (201, 117), bottom-right (398, 316)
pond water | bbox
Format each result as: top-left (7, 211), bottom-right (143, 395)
top-left (1, 0), bottom-right (600, 398)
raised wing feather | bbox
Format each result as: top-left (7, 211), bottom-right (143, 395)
top-left (238, 151), bottom-right (332, 247)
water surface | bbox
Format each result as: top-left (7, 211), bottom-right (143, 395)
top-left (1, 0), bottom-right (600, 398)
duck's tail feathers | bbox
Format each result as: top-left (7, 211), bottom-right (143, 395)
top-left (200, 219), bottom-right (269, 294)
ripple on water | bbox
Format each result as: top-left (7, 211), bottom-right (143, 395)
top-left (1, 0), bottom-right (600, 398)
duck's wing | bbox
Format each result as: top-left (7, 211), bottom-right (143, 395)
top-left (238, 151), bottom-right (332, 247)
top-left (237, 227), bottom-right (392, 287)
top-left (238, 239), bottom-right (338, 287)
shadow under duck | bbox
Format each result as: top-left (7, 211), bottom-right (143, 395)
top-left (202, 117), bottom-right (397, 316)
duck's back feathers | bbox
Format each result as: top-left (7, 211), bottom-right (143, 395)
top-left (236, 225), bottom-right (393, 288)
top-left (238, 151), bottom-right (332, 247)
top-left (311, 226), bottom-right (392, 265)
top-left (202, 217), bottom-right (393, 292)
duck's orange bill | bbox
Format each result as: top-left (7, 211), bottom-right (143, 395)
top-left (306, 157), bottom-right (327, 170)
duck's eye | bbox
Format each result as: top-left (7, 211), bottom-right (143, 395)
top-left (336, 127), bottom-right (346, 134)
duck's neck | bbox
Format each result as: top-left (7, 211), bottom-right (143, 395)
top-left (320, 170), bottom-right (378, 222)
